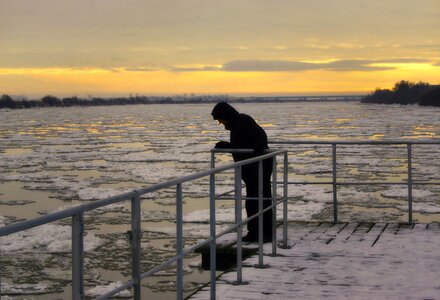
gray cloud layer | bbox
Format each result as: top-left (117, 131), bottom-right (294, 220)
top-left (204, 58), bottom-right (432, 72)
top-left (120, 58), bottom-right (435, 73)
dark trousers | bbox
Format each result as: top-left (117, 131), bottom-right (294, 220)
top-left (242, 160), bottom-right (273, 238)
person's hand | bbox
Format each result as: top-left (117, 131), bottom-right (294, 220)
top-left (215, 141), bottom-right (231, 148)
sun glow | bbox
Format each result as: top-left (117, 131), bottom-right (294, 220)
top-left (0, 64), bottom-right (439, 97)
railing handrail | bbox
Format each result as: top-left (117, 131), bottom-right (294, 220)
top-left (0, 149), bottom-right (287, 237)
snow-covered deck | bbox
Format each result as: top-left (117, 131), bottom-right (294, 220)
top-left (190, 221), bottom-right (440, 300)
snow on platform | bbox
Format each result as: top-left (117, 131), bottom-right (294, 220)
top-left (190, 222), bottom-right (440, 300)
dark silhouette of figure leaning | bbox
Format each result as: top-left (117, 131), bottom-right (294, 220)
top-left (211, 102), bottom-right (273, 242)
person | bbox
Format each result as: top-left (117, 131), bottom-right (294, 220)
top-left (211, 102), bottom-right (273, 243)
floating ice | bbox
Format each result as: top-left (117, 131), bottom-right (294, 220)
top-left (0, 282), bottom-right (50, 295)
top-left (76, 187), bottom-right (131, 201)
top-left (381, 187), bottom-right (434, 199)
top-left (397, 203), bottom-right (440, 214)
top-left (86, 281), bottom-right (132, 298)
top-left (0, 223), bottom-right (104, 253)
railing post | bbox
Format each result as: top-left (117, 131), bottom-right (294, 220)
top-left (72, 212), bottom-right (84, 300)
top-left (272, 156), bottom-right (277, 255)
top-left (407, 144), bottom-right (413, 224)
top-left (131, 191), bottom-right (142, 300)
top-left (209, 173), bottom-right (216, 300)
top-left (176, 184), bottom-right (184, 300)
top-left (332, 144), bottom-right (338, 223)
top-left (283, 152), bottom-right (288, 248)
top-left (258, 160), bottom-right (264, 267)
top-left (234, 166), bottom-right (243, 283)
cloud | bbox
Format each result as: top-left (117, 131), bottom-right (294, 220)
top-left (375, 58), bottom-right (431, 63)
top-left (171, 65), bottom-right (221, 72)
top-left (222, 60), bottom-right (319, 72)
top-left (121, 58), bottom-right (435, 73)
top-left (324, 60), bottom-right (393, 71)
top-left (124, 66), bottom-right (164, 72)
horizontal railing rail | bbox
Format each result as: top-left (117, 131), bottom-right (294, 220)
top-left (267, 140), bottom-right (440, 224)
top-left (0, 148), bottom-right (289, 300)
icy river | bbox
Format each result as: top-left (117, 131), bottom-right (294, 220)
top-left (1, 102), bottom-right (439, 298)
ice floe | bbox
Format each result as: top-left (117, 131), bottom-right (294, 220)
top-left (0, 223), bottom-right (104, 253)
top-left (86, 281), bottom-right (132, 298)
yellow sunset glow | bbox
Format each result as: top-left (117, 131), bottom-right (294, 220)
top-left (1, 1), bottom-right (439, 97)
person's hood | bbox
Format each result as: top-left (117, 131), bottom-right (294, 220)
top-left (211, 102), bottom-right (239, 121)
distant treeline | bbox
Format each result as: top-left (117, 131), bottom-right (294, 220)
top-left (0, 95), bottom-right (231, 109)
top-left (0, 94), bottom-right (360, 109)
top-left (361, 81), bottom-right (440, 107)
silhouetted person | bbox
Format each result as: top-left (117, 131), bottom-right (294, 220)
top-left (211, 102), bottom-right (273, 242)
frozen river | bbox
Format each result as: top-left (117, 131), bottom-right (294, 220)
top-left (1, 102), bottom-right (439, 298)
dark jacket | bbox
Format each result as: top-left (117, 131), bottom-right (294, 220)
top-left (211, 102), bottom-right (270, 178)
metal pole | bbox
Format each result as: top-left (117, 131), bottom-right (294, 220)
top-left (258, 160), bottom-right (264, 267)
top-left (176, 184), bottom-right (184, 300)
top-left (0, 252), bottom-right (2, 300)
top-left (131, 191), bottom-right (142, 300)
top-left (209, 174), bottom-right (216, 300)
top-left (272, 156), bottom-right (277, 255)
top-left (283, 152), bottom-right (288, 248)
top-left (332, 144), bottom-right (338, 223)
top-left (407, 144), bottom-right (413, 224)
top-left (234, 166), bottom-right (243, 283)
top-left (72, 213), bottom-right (84, 300)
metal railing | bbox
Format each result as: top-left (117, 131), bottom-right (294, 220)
top-left (0, 149), bottom-right (289, 300)
top-left (266, 140), bottom-right (440, 224)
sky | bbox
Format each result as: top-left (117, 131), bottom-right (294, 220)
top-left (0, 0), bottom-right (439, 98)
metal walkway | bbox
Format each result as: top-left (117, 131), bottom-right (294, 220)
top-left (190, 221), bottom-right (440, 300)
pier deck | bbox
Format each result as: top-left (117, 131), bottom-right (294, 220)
top-left (190, 221), bottom-right (440, 300)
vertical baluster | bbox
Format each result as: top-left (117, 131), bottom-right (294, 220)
top-left (0, 250), bottom-right (2, 299)
top-left (272, 156), bottom-right (277, 255)
top-left (283, 152), bottom-right (288, 248)
top-left (72, 212), bottom-right (84, 300)
top-left (258, 160), bottom-right (264, 267)
top-left (176, 184), bottom-right (184, 300)
top-left (234, 166), bottom-right (243, 283)
top-left (209, 174), bottom-right (216, 300)
top-left (332, 144), bottom-right (338, 223)
top-left (407, 144), bottom-right (413, 224)
top-left (131, 191), bottom-right (141, 300)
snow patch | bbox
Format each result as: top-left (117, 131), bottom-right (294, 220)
top-left (381, 187), bottom-right (434, 199)
top-left (86, 281), bottom-right (132, 298)
top-left (0, 224), bottom-right (104, 253)
top-left (0, 282), bottom-right (50, 295)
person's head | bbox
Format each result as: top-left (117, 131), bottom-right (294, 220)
top-left (211, 102), bottom-right (239, 130)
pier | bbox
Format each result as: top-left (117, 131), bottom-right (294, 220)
top-left (190, 221), bottom-right (440, 299)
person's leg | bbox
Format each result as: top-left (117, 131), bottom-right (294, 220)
top-left (244, 176), bottom-right (259, 239)
top-left (243, 160), bottom-right (273, 241)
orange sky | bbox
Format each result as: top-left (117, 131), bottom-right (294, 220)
top-left (1, 0), bottom-right (439, 97)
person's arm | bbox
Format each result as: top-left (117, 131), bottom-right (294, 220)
top-left (214, 141), bottom-right (232, 148)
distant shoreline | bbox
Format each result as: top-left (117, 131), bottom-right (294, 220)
top-left (0, 95), bottom-right (362, 109)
